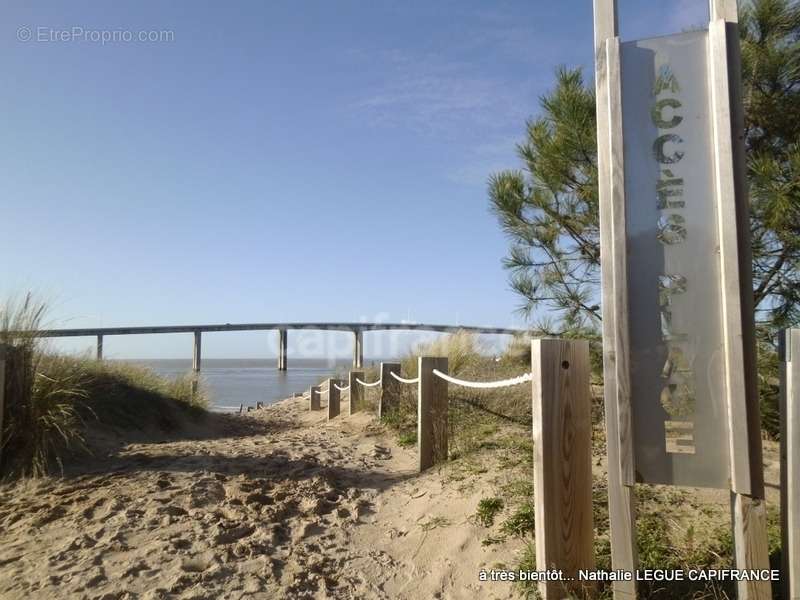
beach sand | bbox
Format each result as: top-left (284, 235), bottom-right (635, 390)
top-left (0, 395), bottom-right (518, 599)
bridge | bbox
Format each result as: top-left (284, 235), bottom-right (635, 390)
top-left (36, 322), bottom-right (526, 371)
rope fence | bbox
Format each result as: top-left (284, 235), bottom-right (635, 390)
top-left (430, 369), bottom-right (532, 389)
top-left (356, 377), bottom-right (382, 388)
top-left (389, 371), bottom-right (419, 384)
top-left (334, 383), bottom-right (349, 392)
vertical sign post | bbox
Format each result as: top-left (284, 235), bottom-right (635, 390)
top-left (781, 329), bottom-right (799, 600)
top-left (594, 1), bottom-right (771, 597)
top-left (593, 2), bottom-right (638, 597)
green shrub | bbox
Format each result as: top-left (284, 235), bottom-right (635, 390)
top-left (475, 497), bottom-right (504, 527)
top-left (501, 501), bottom-right (536, 537)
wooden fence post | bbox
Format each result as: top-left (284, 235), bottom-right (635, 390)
top-left (0, 345), bottom-right (7, 470)
top-left (328, 379), bottom-right (341, 420)
top-left (309, 385), bottom-right (321, 411)
top-left (417, 356), bottom-right (448, 472)
top-left (0, 344), bottom-right (33, 474)
top-left (349, 370), bottom-right (363, 415)
top-left (781, 328), bottom-right (799, 600)
top-left (531, 338), bottom-right (594, 599)
top-left (378, 362), bottom-right (401, 420)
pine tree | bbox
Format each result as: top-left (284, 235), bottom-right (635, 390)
top-left (490, 0), bottom-right (800, 338)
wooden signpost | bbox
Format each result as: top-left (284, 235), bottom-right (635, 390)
top-left (781, 330), bottom-right (799, 600)
top-left (593, 0), bottom-right (771, 597)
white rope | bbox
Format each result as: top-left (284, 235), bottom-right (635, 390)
top-left (431, 369), bottom-right (532, 389)
top-left (356, 377), bottom-right (382, 388)
top-left (334, 383), bottom-right (350, 392)
top-left (390, 371), bottom-right (419, 384)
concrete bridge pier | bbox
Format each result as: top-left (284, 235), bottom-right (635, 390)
top-left (352, 330), bottom-right (363, 368)
top-left (192, 331), bottom-right (202, 373)
top-left (96, 335), bottom-right (103, 360)
top-left (277, 329), bottom-right (288, 371)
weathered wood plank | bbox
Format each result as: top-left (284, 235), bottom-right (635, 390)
top-left (709, 17), bottom-right (761, 498)
top-left (531, 339), bottom-right (594, 599)
top-left (732, 493), bottom-right (772, 600)
top-left (327, 379), bottom-right (340, 420)
top-left (0, 345), bottom-right (6, 471)
top-left (594, 0), bottom-right (638, 594)
top-left (606, 36), bottom-right (634, 489)
top-left (708, 18), bottom-right (772, 599)
top-left (781, 329), bottom-right (800, 600)
top-left (710, 0), bottom-right (738, 23)
top-left (348, 370), bottom-right (363, 416)
top-left (593, 0), bottom-right (617, 47)
top-left (309, 385), bottom-right (321, 411)
top-left (417, 357), bottom-right (448, 472)
top-left (378, 362), bottom-right (401, 420)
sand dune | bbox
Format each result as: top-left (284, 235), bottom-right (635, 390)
top-left (0, 396), bottom-right (517, 599)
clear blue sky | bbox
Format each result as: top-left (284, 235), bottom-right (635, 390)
top-left (0, 1), bottom-right (707, 359)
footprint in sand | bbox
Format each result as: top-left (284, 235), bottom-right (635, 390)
top-left (187, 478), bottom-right (226, 508)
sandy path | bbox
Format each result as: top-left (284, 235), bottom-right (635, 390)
top-left (0, 396), bottom-right (516, 600)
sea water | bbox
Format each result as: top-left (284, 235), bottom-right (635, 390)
top-left (127, 358), bottom-right (371, 412)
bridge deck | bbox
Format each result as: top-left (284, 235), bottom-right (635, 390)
top-left (36, 322), bottom-right (525, 338)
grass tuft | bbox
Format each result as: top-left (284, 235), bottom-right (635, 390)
top-left (1, 294), bottom-right (209, 477)
top-left (475, 497), bottom-right (505, 527)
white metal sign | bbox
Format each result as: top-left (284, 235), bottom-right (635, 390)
top-left (621, 31), bottom-right (730, 488)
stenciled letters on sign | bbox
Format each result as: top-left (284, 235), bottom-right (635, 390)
top-left (651, 65), bottom-right (695, 455)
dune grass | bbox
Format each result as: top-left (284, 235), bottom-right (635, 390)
top-left (1, 294), bottom-right (209, 478)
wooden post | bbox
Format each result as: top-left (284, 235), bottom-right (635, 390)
top-left (349, 370), bottom-right (363, 415)
top-left (96, 334), bottom-right (103, 361)
top-left (708, 3), bottom-right (771, 597)
top-left (309, 385), bottom-right (321, 411)
top-left (0, 345), bottom-right (32, 474)
top-left (353, 331), bottom-right (363, 368)
top-left (277, 329), bottom-right (287, 371)
top-left (378, 362), bottom-right (401, 420)
top-left (531, 339), bottom-right (594, 599)
top-left (328, 379), bottom-right (341, 420)
top-left (0, 345), bottom-right (7, 470)
top-left (192, 331), bottom-right (202, 373)
top-left (593, 1), bottom-right (638, 596)
top-left (417, 356), bottom-right (448, 471)
top-left (781, 329), bottom-right (799, 600)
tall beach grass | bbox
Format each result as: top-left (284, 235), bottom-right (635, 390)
top-left (1, 294), bottom-right (208, 477)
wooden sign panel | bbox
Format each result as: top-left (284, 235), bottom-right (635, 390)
top-left (621, 30), bottom-right (730, 488)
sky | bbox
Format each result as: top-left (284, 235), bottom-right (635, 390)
top-left (0, 0), bottom-right (708, 359)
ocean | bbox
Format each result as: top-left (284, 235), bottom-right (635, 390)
top-left (127, 358), bottom-right (371, 412)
